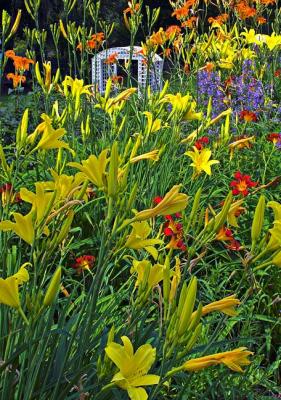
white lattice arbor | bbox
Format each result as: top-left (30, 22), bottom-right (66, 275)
top-left (92, 46), bottom-right (163, 94)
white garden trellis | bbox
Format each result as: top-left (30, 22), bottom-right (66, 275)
top-left (92, 46), bottom-right (163, 94)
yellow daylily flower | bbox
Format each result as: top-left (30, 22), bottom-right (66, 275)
top-left (227, 200), bottom-right (245, 228)
top-left (29, 114), bottom-right (73, 154)
top-left (181, 347), bottom-right (253, 373)
top-left (40, 170), bottom-right (86, 202)
top-left (143, 112), bottom-right (162, 135)
top-left (228, 136), bottom-right (255, 160)
top-left (265, 221), bottom-right (281, 252)
top-left (183, 101), bottom-right (203, 121)
top-left (268, 201), bottom-right (281, 221)
top-left (35, 61), bottom-right (60, 95)
top-left (240, 48), bottom-right (257, 61)
top-left (62, 75), bottom-right (92, 97)
top-left (265, 33), bottom-right (281, 51)
top-left (130, 259), bottom-right (164, 289)
top-left (95, 78), bottom-right (137, 116)
top-left (0, 264), bottom-right (30, 308)
top-left (20, 182), bottom-right (55, 224)
top-left (271, 250), bottom-right (281, 268)
top-left (130, 149), bottom-right (160, 164)
top-left (185, 147), bottom-right (219, 177)
top-left (134, 185), bottom-right (188, 221)
top-left (68, 149), bottom-right (109, 189)
top-left (0, 211), bottom-right (35, 245)
top-left (62, 76), bottom-right (93, 120)
top-left (125, 221), bottom-right (163, 260)
top-left (35, 126), bottom-right (71, 152)
top-left (105, 336), bottom-right (160, 400)
top-left (241, 29), bottom-right (263, 46)
top-left (162, 92), bottom-right (202, 121)
top-left (197, 295), bottom-right (241, 317)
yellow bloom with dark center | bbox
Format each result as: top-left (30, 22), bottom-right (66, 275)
top-left (0, 264), bottom-right (30, 308)
top-left (105, 336), bottom-right (159, 400)
top-left (185, 147), bottom-right (219, 176)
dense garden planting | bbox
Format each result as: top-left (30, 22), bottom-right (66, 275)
top-left (0, 0), bottom-right (280, 399)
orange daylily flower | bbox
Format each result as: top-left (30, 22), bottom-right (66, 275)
top-left (257, 16), bottom-right (267, 24)
top-left (166, 25), bottom-right (181, 39)
top-left (235, 1), bottom-right (257, 19)
top-left (7, 73), bottom-right (26, 88)
top-left (208, 13), bottom-right (229, 26)
top-left (182, 16), bottom-right (198, 28)
top-left (104, 52), bottom-right (119, 64)
top-left (267, 133), bottom-right (281, 144)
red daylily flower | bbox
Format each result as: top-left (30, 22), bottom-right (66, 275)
top-left (239, 110), bottom-right (257, 122)
top-left (194, 136), bottom-right (209, 150)
top-left (153, 196), bottom-right (163, 205)
top-left (163, 217), bottom-right (187, 251)
top-left (226, 239), bottom-right (241, 251)
top-left (230, 171), bottom-right (257, 196)
top-left (216, 226), bottom-right (234, 242)
top-left (72, 255), bottom-right (95, 274)
top-left (267, 133), bottom-right (281, 144)
top-left (0, 183), bottom-right (21, 206)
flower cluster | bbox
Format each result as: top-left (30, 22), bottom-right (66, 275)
top-left (197, 69), bottom-right (227, 119)
top-left (5, 50), bottom-right (34, 88)
top-left (229, 60), bottom-right (265, 117)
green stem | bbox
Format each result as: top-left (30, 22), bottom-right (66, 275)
top-left (18, 307), bottom-right (29, 325)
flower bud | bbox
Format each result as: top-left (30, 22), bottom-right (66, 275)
top-left (43, 267), bottom-right (62, 307)
top-left (251, 195), bottom-right (265, 251)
